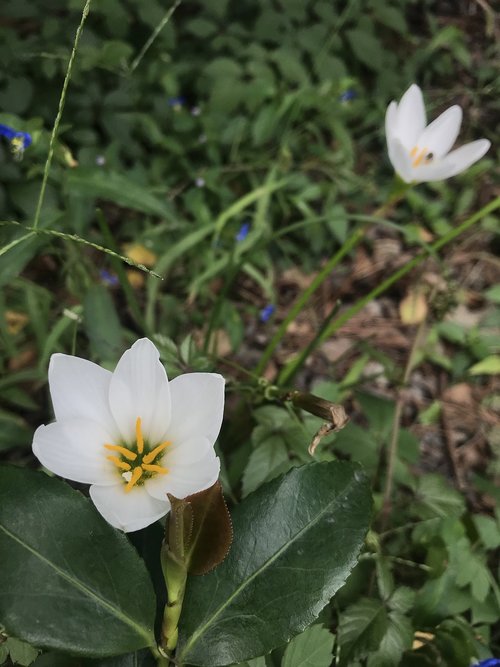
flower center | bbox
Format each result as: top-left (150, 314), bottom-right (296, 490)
top-left (410, 146), bottom-right (434, 168)
top-left (104, 417), bottom-right (172, 492)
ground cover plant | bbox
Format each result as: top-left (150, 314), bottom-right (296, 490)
top-left (0, 0), bottom-right (499, 666)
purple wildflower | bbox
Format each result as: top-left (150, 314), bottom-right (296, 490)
top-left (235, 222), bottom-right (250, 242)
top-left (472, 660), bottom-right (500, 667)
top-left (260, 304), bottom-right (275, 323)
top-left (339, 89), bottom-right (357, 103)
top-left (168, 96), bottom-right (186, 109)
top-left (0, 123), bottom-right (32, 159)
top-left (99, 269), bottom-right (119, 287)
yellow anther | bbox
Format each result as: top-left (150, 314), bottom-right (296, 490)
top-left (143, 463), bottom-right (169, 475)
top-left (411, 146), bottom-right (429, 168)
top-left (106, 456), bottom-right (132, 471)
top-left (135, 417), bottom-right (144, 454)
top-left (410, 146), bottom-right (418, 157)
top-left (143, 440), bottom-right (172, 465)
top-left (125, 466), bottom-right (143, 492)
top-left (104, 444), bottom-right (137, 461)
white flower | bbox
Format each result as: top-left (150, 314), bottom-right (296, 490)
top-left (32, 338), bottom-right (224, 532)
top-left (385, 84), bottom-right (490, 183)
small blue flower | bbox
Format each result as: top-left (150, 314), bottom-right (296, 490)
top-left (0, 123), bottom-right (32, 160)
top-left (99, 269), bottom-right (119, 287)
top-left (339, 89), bottom-right (357, 103)
top-left (235, 222), bottom-right (250, 242)
top-left (472, 660), bottom-right (500, 667)
top-left (168, 96), bottom-right (186, 110)
top-left (259, 304), bottom-right (275, 323)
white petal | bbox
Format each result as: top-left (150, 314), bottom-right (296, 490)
top-left (388, 137), bottom-right (414, 183)
top-left (395, 84), bottom-right (426, 148)
top-left (166, 373), bottom-right (225, 445)
top-left (166, 436), bottom-right (211, 466)
top-left (90, 483), bottom-right (170, 532)
top-left (146, 449), bottom-right (220, 501)
top-left (49, 354), bottom-right (116, 434)
top-left (385, 101), bottom-right (398, 144)
top-left (417, 105), bottom-right (462, 158)
top-left (32, 419), bottom-right (118, 486)
top-left (108, 338), bottom-right (171, 445)
top-left (417, 139), bottom-right (491, 181)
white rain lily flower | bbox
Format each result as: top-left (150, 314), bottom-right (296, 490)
top-left (385, 84), bottom-right (490, 183)
top-left (32, 338), bottom-right (224, 532)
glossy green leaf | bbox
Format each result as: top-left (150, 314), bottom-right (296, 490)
top-left (0, 466), bottom-right (156, 657)
top-left (84, 650), bottom-right (156, 666)
top-left (241, 438), bottom-right (290, 497)
top-left (178, 461), bottom-right (372, 666)
top-left (282, 624), bottom-right (335, 667)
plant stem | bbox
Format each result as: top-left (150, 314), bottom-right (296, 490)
top-left (129, 0), bottom-right (182, 73)
top-left (277, 195), bottom-right (500, 386)
top-left (380, 317), bottom-right (427, 529)
top-left (255, 227), bottom-right (363, 376)
top-left (32, 0), bottom-right (92, 231)
top-left (256, 188), bottom-right (407, 377)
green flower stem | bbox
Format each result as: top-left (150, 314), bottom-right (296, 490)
top-left (160, 499), bottom-right (191, 659)
top-left (277, 195), bottom-right (500, 386)
top-left (161, 549), bottom-right (188, 653)
top-left (256, 186), bottom-right (408, 378)
top-left (255, 227), bottom-right (363, 376)
top-left (32, 0), bottom-right (92, 231)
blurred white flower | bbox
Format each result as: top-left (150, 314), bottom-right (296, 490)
top-left (385, 84), bottom-right (490, 183)
top-left (32, 338), bottom-right (224, 532)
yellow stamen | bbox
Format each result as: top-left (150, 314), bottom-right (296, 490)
top-left (136, 417), bottom-right (144, 454)
top-left (410, 146), bottom-right (418, 157)
top-left (412, 147), bottom-right (428, 168)
top-left (143, 440), bottom-right (172, 465)
top-left (106, 456), bottom-right (132, 471)
top-left (104, 444), bottom-right (137, 461)
top-left (143, 463), bottom-right (169, 475)
top-left (125, 466), bottom-right (143, 492)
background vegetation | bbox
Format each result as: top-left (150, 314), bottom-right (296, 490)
top-left (0, 0), bottom-right (499, 665)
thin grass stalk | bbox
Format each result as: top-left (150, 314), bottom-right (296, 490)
top-left (95, 210), bottom-right (150, 333)
top-left (32, 0), bottom-right (92, 231)
top-left (255, 227), bottom-right (364, 376)
top-left (129, 0), bottom-right (182, 73)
